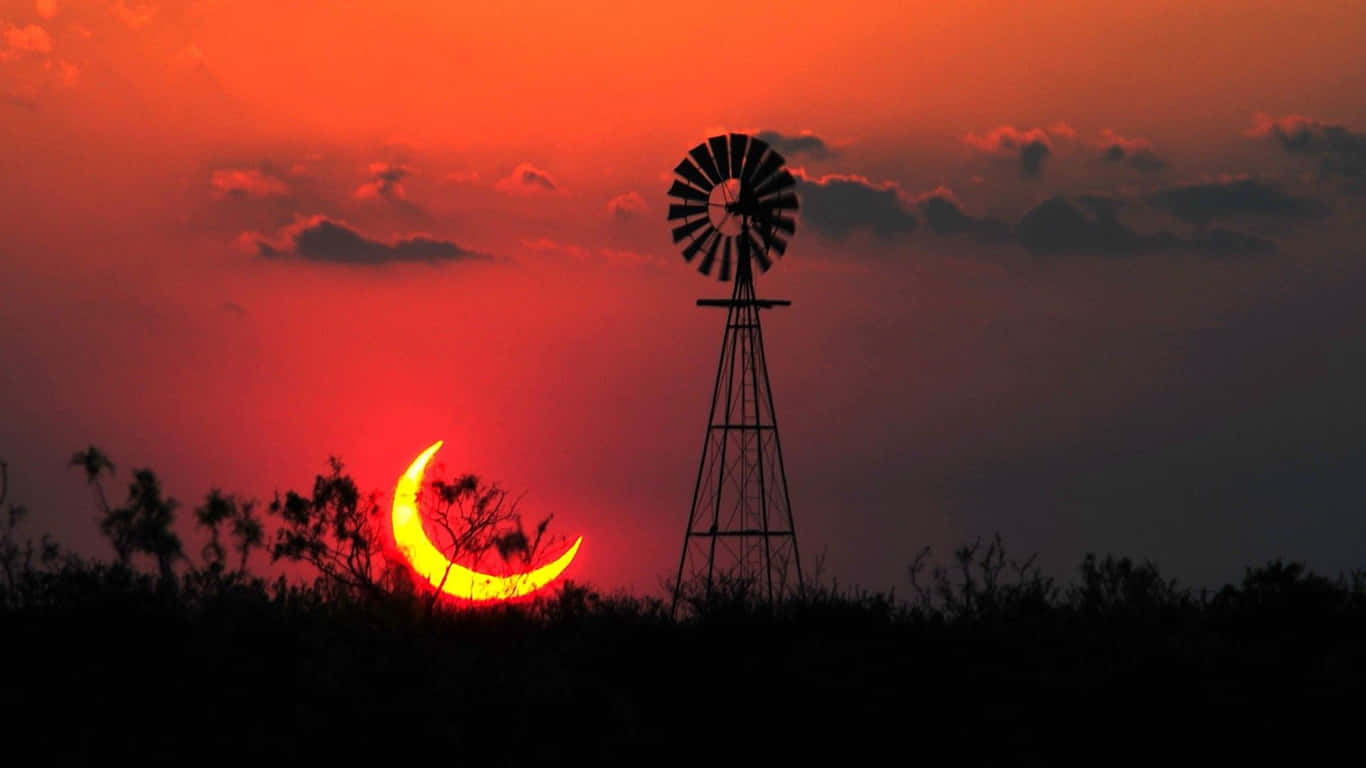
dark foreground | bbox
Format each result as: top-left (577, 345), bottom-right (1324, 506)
top-left (4, 554), bottom-right (1363, 765)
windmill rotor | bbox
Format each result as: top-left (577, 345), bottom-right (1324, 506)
top-left (667, 133), bottom-right (800, 280)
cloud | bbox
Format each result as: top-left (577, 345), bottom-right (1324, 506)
top-left (1149, 178), bottom-right (1330, 227)
top-left (1017, 196), bottom-right (1166, 253)
top-left (523, 236), bottom-right (590, 260)
top-left (495, 162), bottom-right (556, 194)
top-left (245, 216), bottom-right (488, 265)
top-left (2, 23), bottom-right (53, 56)
top-left (35, 1), bottom-right (57, 20)
top-left (172, 44), bottom-right (206, 72)
top-left (354, 161), bottom-right (411, 200)
top-left (755, 130), bottom-right (836, 160)
top-left (793, 172), bottom-right (916, 239)
top-left (1096, 129), bottom-right (1166, 172)
top-left (112, 1), bottom-right (155, 30)
top-left (915, 189), bottom-right (1010, 242)
top-left (1046, 121), bottom-right (1077, 141)
top-left (606, 191), bottom-right (646, 220)
top-left (911, 191), bottom-right (1274, 256)
top-left (210, 168), bottom-right (288, 199)
top-left (1, 85), bottom-right (38, 108)
top-left (1015, 195), bottom-right (1272, 256)
top-left (523, 237), bottom-right (656, 267)
top-left (53, 59), bottom-right (77, 85)
top-left (963, 123), bottom-right (1073, 178)
top-left (1248, 113), bottom-right (1366, 187)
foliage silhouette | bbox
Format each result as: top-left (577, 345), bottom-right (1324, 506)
top-left (118, 468), bottom-right (183, 586)
top-left (194, 489), bottom-right (263, 574)
top-left (268, 456), bottom-right (403, 601)
top-left (69, 444), bottom-right (115, 511)
top-left (71, 448), bottom-right (184, 585)
top-left (2, 451), bottom-right (1365, 762)
top-left (417, 470), bottom-right (561, 610)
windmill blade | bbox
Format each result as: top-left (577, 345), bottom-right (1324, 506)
top-left (747, 229), bottom-right (773, 272)
top-left (728, 133), bottom-right (748, 179)
top-left (754, 169), bottom-right (795, 199)
top-left (761, 192), bottom-right (799, 211)
top-left (671, 217), bottom-right (711, 243)
top-left (769, 214), bottom-right (796, 235)
top-left (718, 236), bottom-right (733, 281)
top-left (741, 138), bottom-right (770, 185)
top-left (674, 158), bottom-right (713, 192)
top-left (754, 219), bottom-right (788, 256)
top-left (667, 203), bottom-right (708, 221)
top-left (747, 151), bottom-right (786, 192)
top-left (708, 136), bottom-right (730, 181)
top-left (668, 180), bottom-right (709, 203)
top-left (697, 233), bottom-right (722, 276)
top-left (681, 229), bottom-right (714, 263)
top-left (689, 143), bottom-right (724, 185)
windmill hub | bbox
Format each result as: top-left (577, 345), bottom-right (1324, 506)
top-left (707, 179), bottom-right (744, 235)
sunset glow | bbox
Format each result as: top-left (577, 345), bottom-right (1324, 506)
top-left (3, 0), bottom-right (1365, 596)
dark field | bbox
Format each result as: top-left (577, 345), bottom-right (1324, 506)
top-left (3, 456), bottom-right (1362, 763)
top-left (5, 554), bottom-right (1363, 764)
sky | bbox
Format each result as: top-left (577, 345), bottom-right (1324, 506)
top-left (3, 0), bottom-right (1366, 595)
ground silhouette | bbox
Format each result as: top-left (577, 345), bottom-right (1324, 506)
top-left (1, 449), bottom-right (1362, 763)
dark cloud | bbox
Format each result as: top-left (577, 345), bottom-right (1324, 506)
top-left (496, 162), bottom-right (556, 194)
top-left (915, 191), bottom-right (1010, 242)
top-left (1097, 129), bottom-right (1166, 173)
top-left (1249, 113), bottom-right (1366, 188)
top-left (755, 130), bottom-right (836, 160)
top-left (964, 124), bottom-right (1072, 179)
top-left (606, 191), bottom-right (646, 220)
top-left (354, 162), bottom-right (412, 200)
top-left (1019, 142), bottom-right (1050, 178)
top-left (794, 172), bottom-right (916, 239)
top-left (251, 216), bottom-right (487, 265)
top-left (1150, 179), bottom-right (1330, 227)
top-left (210, 168), bottom-right (288, 199)
top-left (1015, 196), bottom-right (1272, 256)
top-left (1018, 196), bottom-right (1160, 254)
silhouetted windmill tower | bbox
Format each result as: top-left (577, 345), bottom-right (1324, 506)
top-left (666, 133), bottom-right (803, 612)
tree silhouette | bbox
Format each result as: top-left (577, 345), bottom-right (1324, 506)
top-left (419, 470), bottom-right (557, 609)
top-left (194, 489), bottom-right (234, 569)
top-left (0, 461), bottom-right (21, 593)
top-left (229, 499), bottom-right (264, 573)
top-left (69, 445), bottom-right (114, 512)
top-left (194, 489), bottom-right (264, 574)
top-left (116, 469), bottom-right (183, 586)
top-left (68, 445), bottom-right (135, 563)
top-left (270, 456), bottom-right (396, 598)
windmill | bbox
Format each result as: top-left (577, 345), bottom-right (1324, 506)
top-left (667, 133), bottom-right (804, 612)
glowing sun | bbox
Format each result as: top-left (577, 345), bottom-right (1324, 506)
top-left (392, 441), bottom-right (582, 601)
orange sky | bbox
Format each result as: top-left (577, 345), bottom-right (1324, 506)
top-left (4, 0), bottom-right (1366, 594)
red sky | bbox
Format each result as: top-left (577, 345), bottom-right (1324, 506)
top-left (4, 0), bottom-right (1366, 593)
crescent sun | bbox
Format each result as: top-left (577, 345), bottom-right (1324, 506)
top-left (392, 441), bottom-right (582, 601)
